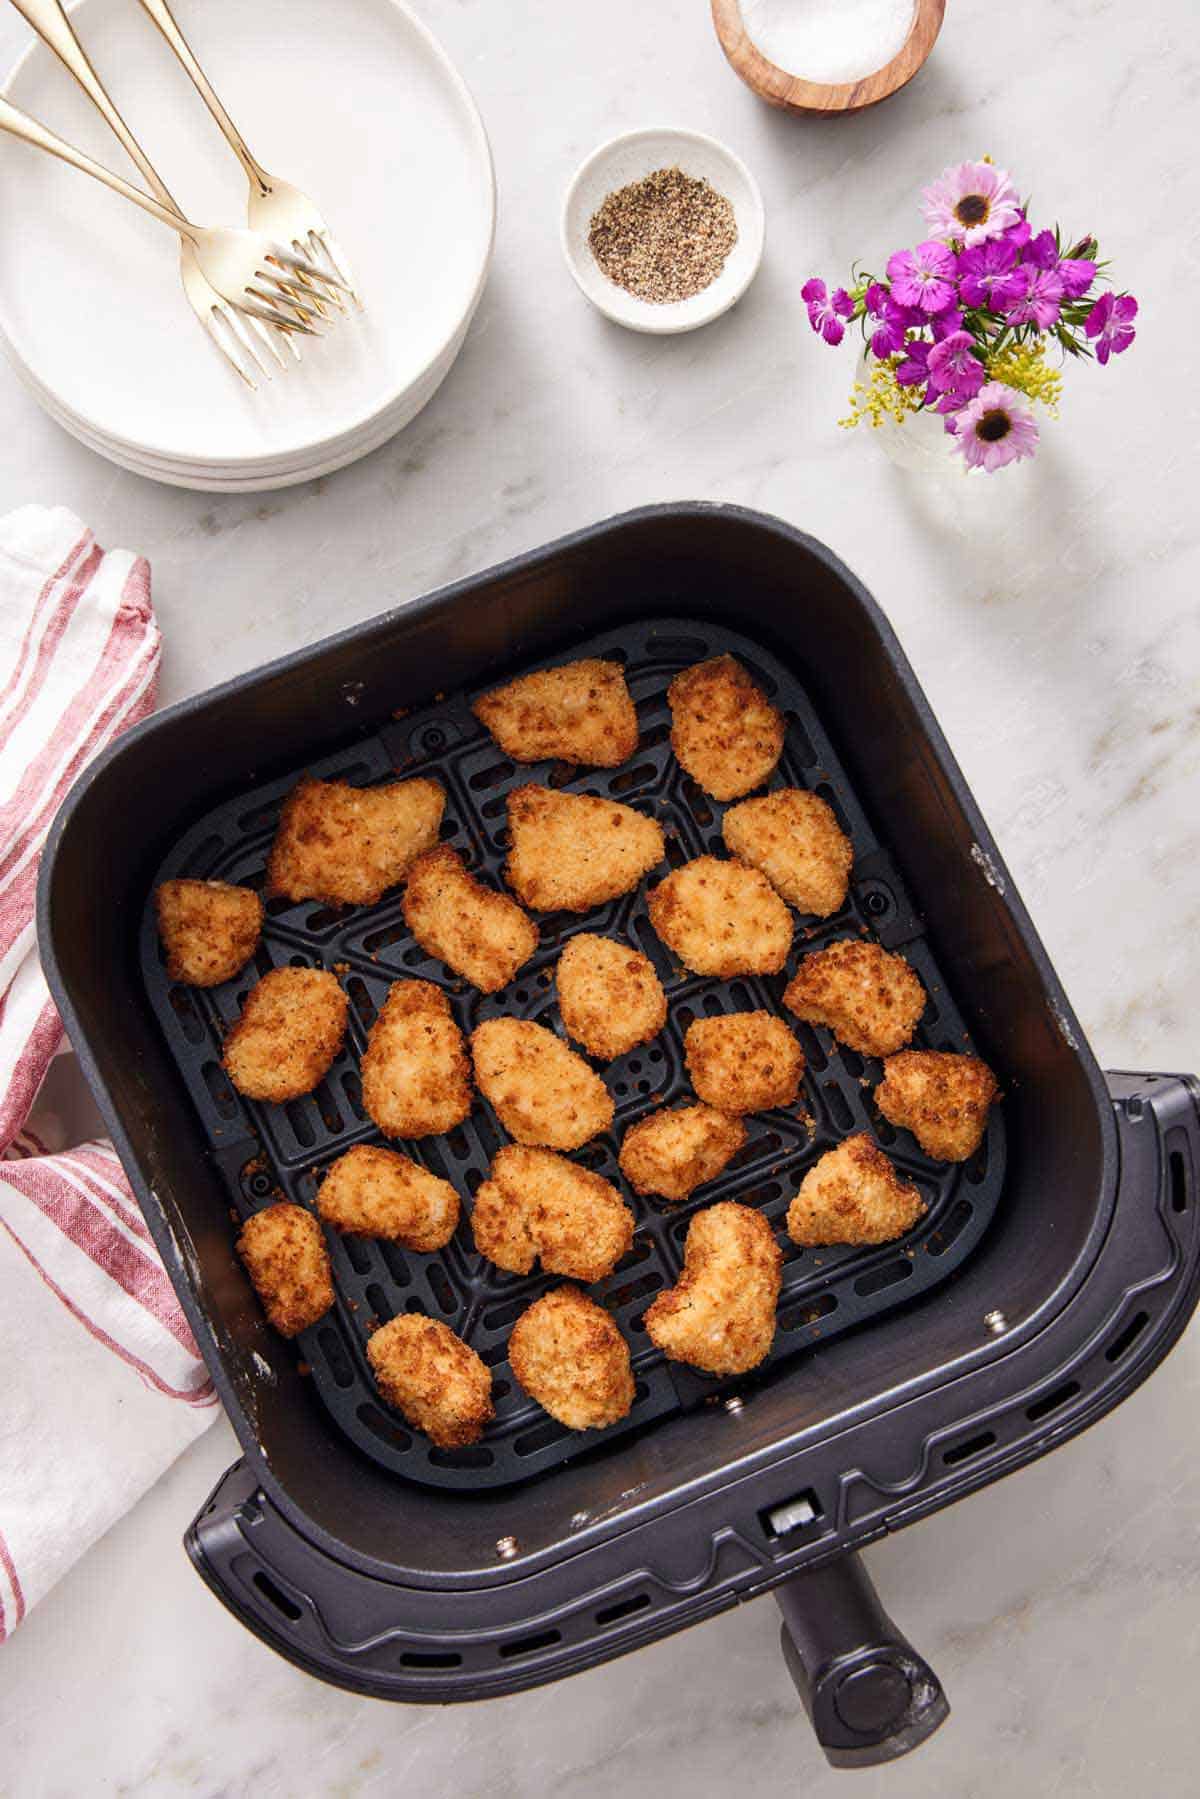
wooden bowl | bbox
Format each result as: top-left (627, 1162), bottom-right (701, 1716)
top-left (711, 0), bottom-right (946, 117)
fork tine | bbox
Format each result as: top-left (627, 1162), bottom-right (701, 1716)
top-left (240, 294), bottom-right (321, 335)
top-left (269, 244), bottom-right (352, 294)
top-left (245, 281), bottom-right (324, 329)
top-left (219, 304), bottom-right (275, 381)
top-left (301, 235), bottom-right (348, 312)
top-left (319, 230), bottom-right (362, 308)
top-left (250, 271), bottom-right (326, 321)
top-left (202, 303), bottom-right (260, 389)
top-left (241, 309), bottom-right (288, 371)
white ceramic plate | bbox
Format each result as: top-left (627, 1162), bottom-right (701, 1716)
top-left (562, 127), bottom-right (764, 334)
top-left (0, 0), bottom-right (494, 483)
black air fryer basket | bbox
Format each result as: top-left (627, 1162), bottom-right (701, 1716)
top-left (38, 506), bottom-right (1200, 1769)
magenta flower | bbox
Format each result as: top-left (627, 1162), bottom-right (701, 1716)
top-left (951, 382), bottom-right (1040, 471)
top-left (1024, 229), bottom-right (1059, 271)
top-left (927, 331), bottom-right (985, 401)
top-left (922, 160), bottom-right (1023, 246)
top-left (802, 277), bottom-right (855, 345)
top-left (1005, 264), bottom-right (1064, 330)
top-left (894, 339), bottom-right (931, 387)
top-left (931, 308), bottom-right (965, 341)
top-left (1000, 213), bottom-right (1033, 251)
top-left (886, 241), bottom-right (958, 314)
top-left (1085, 292), bottom-right (1138, 364)
top-left (1058, 257), bottom-right (1097, 300)
top-left (957, 239), bottom-right (1023, 310)
top-left (866, 285), bottom-right (921, 357)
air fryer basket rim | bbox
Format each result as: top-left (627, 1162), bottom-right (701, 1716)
top-left (38, 501), bottom-right (1127, 1581)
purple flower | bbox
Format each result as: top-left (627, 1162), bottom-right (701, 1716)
top-left (927, 331), bottom-right (985, 401)
top-left (1000, 213), bottom-right (1032, 251)
top-left (802, 277), bottom-right (853, 345)
top-left (951, 381), bottom-right (1040, 472)
top-left (957, 239), bottom-right (1023, 310)
top-left (866, 286), bottom-right (920, 357)
top-left (931, 308), bottom-right (965, 341)
top-left (886, 241), bottom-right (958, 314)
top-left (1024, 229), bottom-right (1059, 271)
top-left (922, 161), bottom-right (1023, 246)
top-left (1058, 257), bottom-right (1097, 300)
top-left (1085, 291), bottom-right (1138, 364)
top-left (1005, 264), bottom-right (1064, 330)
top-left (894, 339), bottom-right (931, 387)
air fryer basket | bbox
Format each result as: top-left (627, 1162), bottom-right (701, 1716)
top-left (38, 506), bottom-right (1200, 1768)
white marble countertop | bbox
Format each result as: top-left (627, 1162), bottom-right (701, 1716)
top-left (2, 1), bottom-right (1198, 1793)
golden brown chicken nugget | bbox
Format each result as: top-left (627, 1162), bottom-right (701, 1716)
top-left (237, 1203), bottom-right (334, 1337)
top-left (508, 1287), bottom-right (635, 1430)
top-left (667, 654), bottom-right (785, 801)
top-left (645, 1202), bottom-right (781, 1375)
top-left (471, 1144), bottom-right (633, 1281)
top-left (504, 786), bottom-right (665, 913)
top-left (684, 1011), bottom-right (805, 1115)
top-left (266, 775), bottom-right (444, 907)
top-left (473, 658), bottom-right (638, 768)
top-left (787, 1134), bottom-right (925, 1246)
top-left (361, 979), bottom-right (472, 1138)
top-left (647, 856), bottom-right (792, 977)
top-left (402, 844), bottom-right (537, 995)
top-left (722, 788), bottom-right (852, 916)
top-left (223, 967), bottom-right (347, 1103)
top-left (317, 1144), bottom-right (459, 1251)
top-left (555, 933), bottom-right (667, 1061)
top-left (784, 940), bottom-right (925, 1058)
top-left (875, 1050), bottom-right (999, 1162)
top-left (618, 1103), bottom-right (747, 1203)
top-left (471, 1018), bottom-right (613, 1150)
top-left (154, 878), bottom-right (263, 987)
top-left (366, 1315), bottom-right (493, 1449)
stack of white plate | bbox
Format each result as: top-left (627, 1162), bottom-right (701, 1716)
top-left (0, 0), bottom-right (494, 491)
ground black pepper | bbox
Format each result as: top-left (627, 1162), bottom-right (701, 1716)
top-left (588, 166), bottom-right (738, 304)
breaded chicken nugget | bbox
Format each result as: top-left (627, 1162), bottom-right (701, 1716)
top-left (366, 1315), bottom-right (493, 1448)
top-left (471, 1144), bottom-right (633, 1281)
top-left (473, 658), bottom-right (638, 768)
top-left (556, 933), bottom-right (667, 1061)
top-left (647, 856), bottom-right (792, 977)
top-left (875, 1049), bottom-right (999, 1163)
top-left (317, 1144), bottom-right (459, 1251)
top-left (361, 979), bottom-right (472, 1138)
top-left (155, 878), bottom-right (263, 987)
top-left (787, 1134), bottom-right (925, 1247)
top-left (784, 940), bottom-right (925, 1058)
top-left (644, 1202), bottom-right (781, 1375)
top-left (237, 1202), bottom-right (333, 1337)
top-left (471, 1018), bottom-right (613, 1150)
top-left (667, 654), bottom-right (785, 801)
top-left (618, 1103), bottom-right (747, 1202)
top-left (508, 1287), bottom-right (635, 1430)
top-left (267, 775), bottom-right (444, 907)
top-left (722, 788), bottom-right (852, 916)
top-left (223, 967), bottom-right (347, 1102)
top-left (504, 786), bottom-right (665, 913)
top-left (684, 1011), bottom-right (805, 1115)
top-left (402, 844), bottom-right (537, 994)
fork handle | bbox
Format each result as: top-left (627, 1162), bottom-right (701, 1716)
top-left (6, 0), bottom-right (180, 212)
top-left (0, 93), bottom-right (194, 237)
top-left (134, 0), bottom-right (270, 195)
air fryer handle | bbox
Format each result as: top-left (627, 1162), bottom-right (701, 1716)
top-left (775, 1552), bottom-right (948, 1768)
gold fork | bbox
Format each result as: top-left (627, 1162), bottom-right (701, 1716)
top-left (6, 0), bottom-right (330, 385)
top-left (135, 0), bottom-right (361, 307)
top-left (0, 93), bottom-right (342, 347)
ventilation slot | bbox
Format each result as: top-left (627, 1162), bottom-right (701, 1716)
top-left (854, 1257), bottom-right (913, 1298)
top-left (684, 780), bottom-right (713, 826)
top-left (926, 1199), bottom-right (971, 1257)
top-left (168, 987), bottom-right (205, 1044)
top-left (426, 1265), bottom-right (456, 1313)
top-left (785, 714), bottom-right (817, 767)
top-left (1105, 1309), bottom-right (1149, 1364)
top-left (649, 633), bottom-right (707, 660)
top-left (838, 1046), bottom-right (864, 1079)
top-left (306, 906), bottom-right (340, 933)
top-left (400, 1649), bottom-right (462, 1669)
top-left (595, 1592), bottom-right (651, 1628)
top-left (365, 1283), bottom-right (393, 1327)
top-left (824, 1083), bottom-right (854, 1132)
top-left (285, 1102), bottom-right (315, 1148)
top-left (611, 762), bottom-right (657, 795)
top-left (317, 1325), bottom-right (355, 1388)
top-left (1169, 1146), bottom-right (1191, 1214)
top-left (347, 977), bottom-right (376, 1025)
top-left (779, 1292), bottom-right (837, 1332)
top-left (342, 1072), bottom-right (365, 1119)
top-left (498, 1628), bottom-right (562, 1661)
top-left (200, 1060), bottom-right (238, 1120)
top-left (341, 1234), bottom-right (373, 1276)
top-left (814, 783), bottom-right (850, 834)
top-left (514, 1417), bottom-right (569, 1456)
top-left (469, 759), bottom-right (514, 791)
top-left (604, 1272), bottom-right (662, 1313)
top-left (379, 1242), bottom-right (411, 1287)
top-left (357, 1402), bottom-right (412, 1450)
top-left (315, 1085), bottom-right (343, 1134)
top-left (942, 1429), bottom-right (996, 1468)
top-left (429, 1443), bottom-right (495, 1469)
top-left (180, 832), bottom-right (225, 873)
top-left (1025, 1380), bottom-right (1081, 1424)
top-left (964, 1137), bottom-right (990, 1185)
top-left (252, 1571), bottom-right (302, 1622)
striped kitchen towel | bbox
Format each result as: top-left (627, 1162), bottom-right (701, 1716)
top-left (0, 505), bottom-right (217, 1644)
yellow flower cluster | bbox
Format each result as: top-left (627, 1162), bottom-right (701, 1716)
top-left (986, 340), bottom-right (1063, 416)
top-left (838, 358), bottom-right (924, 431)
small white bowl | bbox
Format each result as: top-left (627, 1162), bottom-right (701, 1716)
top-left (562, 127), bottom-right (765, 334)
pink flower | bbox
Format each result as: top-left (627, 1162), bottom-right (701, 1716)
top-left (886, 241), bottom-right (958, 314)
top-left (1058, 257), bottom-right (1097, 300)
top-left (927, 331), bottom-right (985, 402)
top-left (957, 239), bottom-right (1024, 310)
top-left (1085, 292), bottom-right (1138, 364)
top-left (802, 277), bottom-right (855, 345)
top-left (951, 382), bottom-right (1040, 471)
top-left (1005, 265), bottom-right (1064, 330)
top-left (922, 161), bottom-right (1023, 247)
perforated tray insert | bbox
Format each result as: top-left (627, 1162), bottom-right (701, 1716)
top-left (142, 618), bottom-right (1005, 1491)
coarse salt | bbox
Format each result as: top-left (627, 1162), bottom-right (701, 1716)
top-left (741, 0), bottom-right (915, 84)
